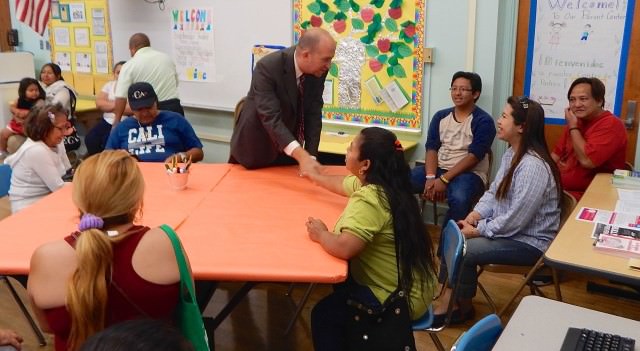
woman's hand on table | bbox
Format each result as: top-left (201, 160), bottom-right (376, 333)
top-left (306, 217), bottom-right (328, 242)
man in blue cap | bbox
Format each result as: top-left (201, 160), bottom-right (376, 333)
top-left (106, 82), bottom-right (203, 163)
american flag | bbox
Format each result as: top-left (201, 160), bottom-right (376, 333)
top-left (15, 0), bottom-right (51, 35)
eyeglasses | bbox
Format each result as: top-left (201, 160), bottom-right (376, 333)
top-left (518, 96), bottom-right (530, 110)
top-left (53, 122), bottom-right (74, 135)
top-left (449, 87), bottom-right (472, 93)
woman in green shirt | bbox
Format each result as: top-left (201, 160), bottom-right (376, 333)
top-left (306, 127), bottom-right (437, 350)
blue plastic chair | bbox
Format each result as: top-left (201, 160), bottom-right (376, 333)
top-left (450, 313), bottom-right (503, 351)
top-left (0, 164), bottom-right (11, 197)
top-left (413, 219), bottom-right (466, 351)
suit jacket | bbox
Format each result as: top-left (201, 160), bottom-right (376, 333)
top-left (230, 46), bottom-right (326, 169)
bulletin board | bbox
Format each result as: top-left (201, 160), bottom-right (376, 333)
top-left (48, 0), bottom-right (113, 90)
top-left (523, 0), bottom-right (635, 124)
top-left (294, 0), bottom-right (425, 131)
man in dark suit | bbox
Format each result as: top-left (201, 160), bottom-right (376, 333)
top-left (229, 28), bottom-right (336, 172)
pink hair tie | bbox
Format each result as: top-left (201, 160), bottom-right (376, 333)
top-left (78, 213), bottom-right (104, 231)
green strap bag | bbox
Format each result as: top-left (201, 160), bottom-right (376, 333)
top-left (160, 224), bottom-right (210, 351)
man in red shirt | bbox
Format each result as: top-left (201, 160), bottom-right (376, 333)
top-left (552, 77), bottom-right (627, 200)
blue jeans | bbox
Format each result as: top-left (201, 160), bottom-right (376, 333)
top-left (411, 166), bottom-right (485, 223)
top-left (438, 237), bottom-right (542, 299)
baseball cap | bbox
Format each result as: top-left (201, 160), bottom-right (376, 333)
top-left (128, 82), bottom-right (157, 110)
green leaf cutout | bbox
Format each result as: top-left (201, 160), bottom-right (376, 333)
top-left (396, 43), bottom-right (412, 58)
top-left (376, 54), bottom-right (388, 64)
top-left (370, 0), bottom-right (385, 8)
top-left (360, 34), bottom-right (373, 44)
top-left (307, 2), bottom-right (321, 15)
top-left (350, 0), bottom-right (360, 12)
top-left (324, 10), bottom-right (336, 22)
top-left (384, 18), bottom-right (398, 32)
top-left (352, 18), bottom-right (364, 30)
top-left (393, 65), bottom-right (406, 78)
top-left (329, 63), bottom-right (338, 77)
top-left (366, 44), bottom-right (379, 57)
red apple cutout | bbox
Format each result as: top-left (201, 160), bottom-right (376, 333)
top-left (334, 20), bottom-right (346, 33)
top-left (310, 15), bottom-right (323, 27)
top-left (388, 7), bottom-right (402, 19)
top-left (377, 38), bottom-right (391, 53)
top-left (369, 59), bottom-right (383, 72)
top-left (361, 8), bottom-right (374, 23)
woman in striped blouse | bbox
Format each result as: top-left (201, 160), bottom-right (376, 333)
top-left (431, 96), bottom-right (562, 327)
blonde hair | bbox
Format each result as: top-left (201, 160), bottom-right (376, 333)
top-left (66, 150), bottom-right (145, 350)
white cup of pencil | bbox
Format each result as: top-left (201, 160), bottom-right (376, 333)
top-left (165, 154), bottom-right (192, 190)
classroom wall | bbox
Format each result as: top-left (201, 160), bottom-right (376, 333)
top-left (7, 0), bottom-right (52, 75)
top-left (7, 0), bottom-right (518, 165)
top-left (185, 0), bottom-right (518, 165)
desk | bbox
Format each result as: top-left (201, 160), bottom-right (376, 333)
top-left (0, 163), bottom-right (232, 275)
top-left (318, 131), bottom-right (418, 155)
top-left (493, 296), bottom-right (640, 350)
top-left (0, 163), bottom-right (347, 281)
top-left (75, 98), bottom-right (98, 113)
top-left (544, 174), bottom-right (640, 285)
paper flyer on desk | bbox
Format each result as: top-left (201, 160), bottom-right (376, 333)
top-left (591, 222), bottom-right (640, 240)
top-left (577, 207), bottom-right (640, 228)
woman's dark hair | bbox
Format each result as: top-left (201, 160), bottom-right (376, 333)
top-left (41, 62), bottom-right (63, 81)
top-left (24, 102), bottom-right (66, 141)
top-left (567, 77), bottom-right (606, 108)
top-left (78, 319), bottom-right (193, 351)
top-left (358, 127), bottom-right (436, 313)
top-left (496, 96), bottom-right (562, 203)
top-left (451, 71), bottom-right (482, 102)
top-left (17, 77), bottom-right (46, 109)
top-left (114, 60), bottom-right (126, 71)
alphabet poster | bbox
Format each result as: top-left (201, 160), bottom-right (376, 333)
top-left (524, 0), bottom-right (635, 123)
top-left (170, 8), bottom-right (216, 82)
top-left (294, 0), bottom-right (425, 131)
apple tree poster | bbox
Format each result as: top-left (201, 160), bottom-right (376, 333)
top-left (294, 0), bottom-right (425, 131)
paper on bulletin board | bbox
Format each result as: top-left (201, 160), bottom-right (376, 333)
top-left (69, 3), bottom-right (86, 22)
top-left (294, 0), bottom-right (425, 131)
top-left (55, 52), bottom-right (71, 71)
top-left (170, 7), bottom-right (216, 82)
top-left (53, 27), bottom-right (70, 46)
top-left (75, 52), bottom-right (92, 73)
top-left (524, 0), bottom-right (635, 123)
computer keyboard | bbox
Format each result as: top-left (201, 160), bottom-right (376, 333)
top-left (560, 327), bottom-right (636, 351)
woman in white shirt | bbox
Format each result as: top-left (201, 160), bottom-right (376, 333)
top-left (85, 61), bottom-right (132, 156)
top-left (4, 103), bottom-right (72, 213)
top-left (39, 63), bottom-right (81, 153)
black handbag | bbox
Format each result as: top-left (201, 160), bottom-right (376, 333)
top-left (345, 239), bottom-right (416, 351)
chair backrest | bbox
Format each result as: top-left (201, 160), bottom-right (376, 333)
top-left (0, 164), bottom-right (11, 197)
top-left (442, 219), bottom-right (465, 284)
top-left (233, 96), bottom-right (247, 127)
top-left (451, 313), bottom-right (503, 351)
top-left (624, 161), bottom-right (635, 172)
top-left (560, 190), bottom-right (578, 227)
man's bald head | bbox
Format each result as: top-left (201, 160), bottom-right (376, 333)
top-left (129, 33), bottom-right (151, 52)
top-left (297, 28), bottom-right (334, 51)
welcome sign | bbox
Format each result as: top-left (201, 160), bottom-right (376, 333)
top-left (524, 0), bottom-right (635, 123)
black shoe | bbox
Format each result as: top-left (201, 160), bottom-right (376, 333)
top-left (430, 306), bottom-right (475, 329)
top-left (531, 274), bottom-right (553, 286)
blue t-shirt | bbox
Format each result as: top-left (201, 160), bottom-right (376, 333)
top-left (105, 111), bottom-right (203, 162)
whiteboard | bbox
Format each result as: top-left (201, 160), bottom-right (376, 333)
top-left (109, 0), bottom-right (292, 111)
top-left (0, 52), bottom-right (36, 83)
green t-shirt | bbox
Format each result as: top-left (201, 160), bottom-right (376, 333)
top-left (334, 175), bottom-right (435, 319)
